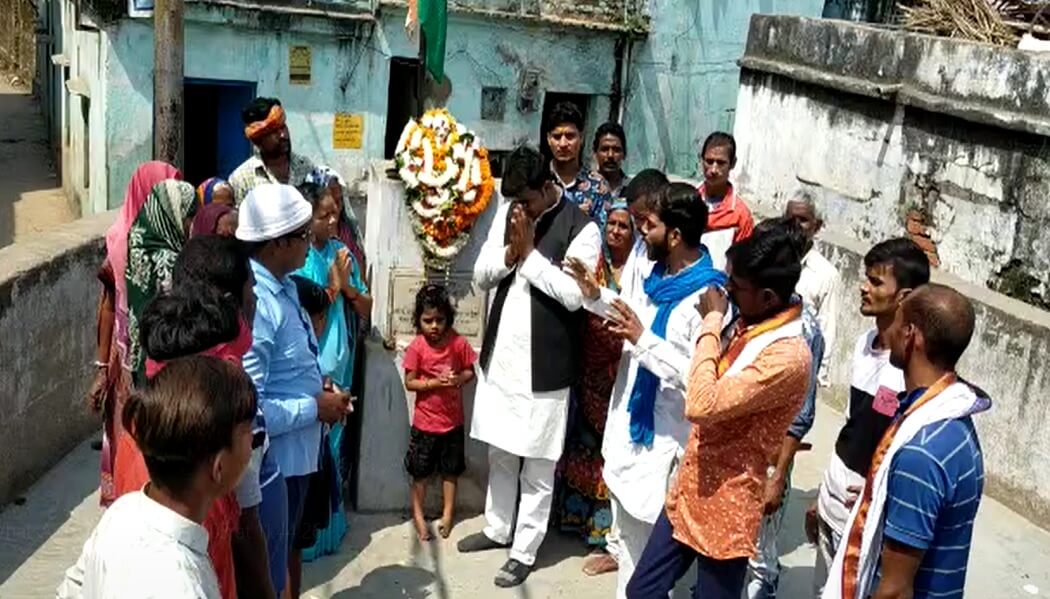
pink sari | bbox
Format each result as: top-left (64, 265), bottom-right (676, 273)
top-left (105, 161), bottom-right (182, 370)
top-left (99, 162), bottom-right (179, 507)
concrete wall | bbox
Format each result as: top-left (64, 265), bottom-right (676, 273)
top-left (622, 0), bottom-right (823, 177)
top-left (817, 228), bottom-right (1050, 530)
top-left (733, 15), bottom-right (1050, 307)
top-left (66, 24), bottom-right (108, 217)
top-left (355, 166), bottom-right (502, 513)
top-left (0, 0), bottom-right (36, 83)
top-left (0, 211), bottom-right (111, 508)
top-left (100, 6), bottom-right (619, 210)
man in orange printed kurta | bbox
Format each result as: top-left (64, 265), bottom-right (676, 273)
top-left (626, 226), bottom-right (811, 599)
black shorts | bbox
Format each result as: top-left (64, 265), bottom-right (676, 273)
top-left (404, 426), bottom-right (466, 480)
top-left (294, 438), bottom-right (337, 550)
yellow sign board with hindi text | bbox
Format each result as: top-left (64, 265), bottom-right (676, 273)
top-left (333, 113), bottom-right (364, 150)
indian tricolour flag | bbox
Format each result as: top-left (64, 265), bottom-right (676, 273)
top-left (405, 0), bottom-right (448, 82)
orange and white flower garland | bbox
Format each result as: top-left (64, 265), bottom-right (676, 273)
top-left (395, 108), bottom-right (494, 265)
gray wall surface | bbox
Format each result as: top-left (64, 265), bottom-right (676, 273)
top-left (733, 15), bottom-right (1050, 308)
top-left (0, 211), bottom-right (111, 508)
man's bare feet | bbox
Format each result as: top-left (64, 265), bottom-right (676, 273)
top-left (414, 518), bottom-right (433, 542)
top-left (438, 516), bottom-right (454, 539)
top-left (581, 552), bottom-right (618, 576)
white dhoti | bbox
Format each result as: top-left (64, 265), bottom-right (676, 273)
top-left (610, 493), bottom-right (666, 599)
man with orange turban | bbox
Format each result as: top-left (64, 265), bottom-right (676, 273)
top-left (229, 97), bottom-right (317, 205)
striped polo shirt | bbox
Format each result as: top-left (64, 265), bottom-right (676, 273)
top-left (882, 388), bottom-right (985, 598)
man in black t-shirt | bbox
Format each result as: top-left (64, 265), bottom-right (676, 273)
top-left (808, 238), bottom-right (930, 595)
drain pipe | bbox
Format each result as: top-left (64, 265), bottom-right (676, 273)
top-left (609, 33), bottom-right (629, 122)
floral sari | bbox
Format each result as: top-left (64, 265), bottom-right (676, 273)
top-left (124, 180), bottom-right (197, 387)
top-left (293, 237), bottom-right (366, 560)
top-left (557, 251), bottom-right (625, 546)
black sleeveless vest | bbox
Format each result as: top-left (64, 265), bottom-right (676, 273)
top-left (479, 199), bottom-right (592, 392)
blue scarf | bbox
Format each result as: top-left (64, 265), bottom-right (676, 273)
top-left (627, 249), bottom-right (726, 446)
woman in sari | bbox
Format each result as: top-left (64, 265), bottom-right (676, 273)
top-left (292, 176), bottom-right (373, 563)
top-left (308, 166), bottom-right (370, 487)
top-left (124, 179), bottom-right (199, 388)
top-left (191, 202), bottom-right (238, 237)
top-left (311, 166), bottom-right (367, 283)
top-left (196, 176), bottom-right (235, 206)
top-left (557, 200), bottom-right (634, 574)
top-left (87, 161), bottom-right (181, 507)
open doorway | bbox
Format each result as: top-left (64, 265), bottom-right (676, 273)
top-left (184, 79), bottom-right (256, 185)
top-left (539, 92), bottom-right (591, 164)
top-left (384, 57), bottom-right (422, 159)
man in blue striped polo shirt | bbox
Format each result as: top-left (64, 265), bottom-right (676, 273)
top-left (831, 283), bottom-right (991, 599)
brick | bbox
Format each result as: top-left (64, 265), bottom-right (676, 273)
top-left (909, 232), bottom-right (937, 254)
top-left (905, 210), bottom-right (927, 236)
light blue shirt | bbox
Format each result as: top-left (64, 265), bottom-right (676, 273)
top-left (244, 259), bottom-right (324, 478)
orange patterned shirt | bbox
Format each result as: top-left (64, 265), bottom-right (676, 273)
top-left (665, 311), bottom-right (811, 560)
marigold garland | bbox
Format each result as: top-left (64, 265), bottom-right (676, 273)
top-left (394, 109), bottom-right (495, 268)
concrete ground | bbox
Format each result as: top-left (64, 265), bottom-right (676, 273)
top-left (2, 400), bottom-right (1050, 598)
top-left (0, 78), bottom-right (74, 250)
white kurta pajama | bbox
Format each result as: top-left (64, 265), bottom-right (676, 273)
top-left (584, 253), bottom-right (722, 599)
top-left (471, 199), bottom-right (601, 566)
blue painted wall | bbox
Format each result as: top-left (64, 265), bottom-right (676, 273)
top-left (101, 6), bottom-right (619, 208)
top-left (622, 0), bottom-right (823, 179)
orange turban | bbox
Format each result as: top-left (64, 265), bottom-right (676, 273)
top-left (244, 104), bottom-right (286, 142)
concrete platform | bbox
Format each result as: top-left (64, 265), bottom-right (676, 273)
top-left (2, 400), bottom-right (1049, 598)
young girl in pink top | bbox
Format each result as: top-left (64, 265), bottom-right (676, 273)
top-left (403, 284), bottom-right (477, 541)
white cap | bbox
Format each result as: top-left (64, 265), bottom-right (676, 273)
top-left (235, 183), bottom-right (313, 242)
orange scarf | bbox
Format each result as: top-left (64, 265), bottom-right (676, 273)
top-left (840, 372), bottom-right (958, 598)
top-left (717, 304), bottom-right (803, 376)
top-left (244, 104), bottom-right (286, 141)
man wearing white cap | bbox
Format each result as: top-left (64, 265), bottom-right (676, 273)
top-left (236, 183), bottom-right (352, 598)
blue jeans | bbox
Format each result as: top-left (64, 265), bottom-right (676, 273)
top-left (746, 466), bottom-right (793, 599)
top-left (626, 510), bottom-right (748, 599)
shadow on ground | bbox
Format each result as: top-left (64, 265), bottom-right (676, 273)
top-left (329, 564), bottom-right (436, 599)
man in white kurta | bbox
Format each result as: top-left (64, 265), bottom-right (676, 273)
top-left (459, 146), bottom-right (601, 588)
top-left (786, 191), bottom-right (841, 386)
top-left (568, 183), bottom-right (727, 598)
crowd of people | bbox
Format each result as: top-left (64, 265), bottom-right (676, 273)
top-left (56, 97), bottom-right (989, 599)
top-left (67, 97), bottom-right (370, 599)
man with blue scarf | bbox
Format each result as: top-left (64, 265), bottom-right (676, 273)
top-left (567, 182), bottom-right (726, 599)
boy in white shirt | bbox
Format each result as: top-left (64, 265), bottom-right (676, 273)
top-left (58, 356), bottom-right (256, 599)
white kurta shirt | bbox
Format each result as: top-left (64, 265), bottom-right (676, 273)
top-left (57, 491), bottom-right (221, 599)
top-left (586, 254), bottom-right (722, 524)
top-left (471, 199), bottom-right (602, 460)
top-left (796, 246), bottom-right (842, 386)
top-left (700, 228), bottom-right (736, 272)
